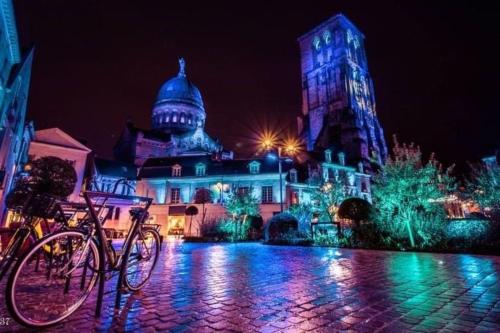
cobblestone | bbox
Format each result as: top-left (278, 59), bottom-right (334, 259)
top-left (1, 242), bottom-right (500, 332)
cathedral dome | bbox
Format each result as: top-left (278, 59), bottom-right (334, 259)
top-left (152, 58), bottom-right (206, 134)
top-left (156, 74), bottom-right (204, 109)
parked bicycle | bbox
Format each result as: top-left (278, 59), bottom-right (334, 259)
top-left (5, 190), bottom-right (160, 328)
top-left (0, 193), bottom-right (72, 281)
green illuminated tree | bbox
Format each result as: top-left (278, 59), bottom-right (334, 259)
top-left (371, 137), bottom-right (455, 248)
top-left (287, 203), bottom-right (313, 233)
top-left (225, 188), bottom-right (259, 241)
top-left (312, 181), bottom-right (346, 223)
top-left (469, 162), bottom-right (500, 212)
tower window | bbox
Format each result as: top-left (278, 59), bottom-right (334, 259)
top-left (323, 30), bottom-right (331, 44)
top-left (172, 164), bottom-right (182, 177)
top-left (313, 36), bottom-right (321, 51)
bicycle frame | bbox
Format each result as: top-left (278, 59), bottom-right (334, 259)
top-left (82, 191), bottom-right (152, 316)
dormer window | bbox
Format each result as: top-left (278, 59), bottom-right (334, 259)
top-left (338, 152), bottom-right (346, 166)
top-left (195, 163), bottom-right (206, 176)
top-left (289, 168), bottom-right (298, 183)
top-left (249, 161), bottom-right (261, 174)
top-left (324, 149), bottom-right (332, 163)
top-left (172, 164), bottom-right (182, 177)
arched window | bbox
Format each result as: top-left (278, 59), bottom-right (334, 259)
top-left (248, 161), bottom-right (261, 174)
top-left (172, 113), bottom-right (178, 123)
top-left (172, 164), bottom-right (182, 177)
top-left (180, 113), bottom-right (186, 123)
top-left (165, 113), bottom-right (170, 123)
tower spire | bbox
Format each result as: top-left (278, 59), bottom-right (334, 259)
top-left (178, 57), bottom-right (186, 77)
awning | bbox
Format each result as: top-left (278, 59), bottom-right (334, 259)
top-left (169, 205), bottom-right (186, 216)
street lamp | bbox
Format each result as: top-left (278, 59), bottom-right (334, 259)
top-left (258, 133), bottom-right (301, 213)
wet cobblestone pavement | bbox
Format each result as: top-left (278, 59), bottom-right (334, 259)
top-left (1, 242), bottom-right (500, 332)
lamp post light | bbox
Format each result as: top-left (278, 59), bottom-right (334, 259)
top-left (259, 133), bottom-right (301, 213)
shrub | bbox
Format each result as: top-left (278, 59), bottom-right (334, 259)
top-left (6, 156), bottom-right (77, 211)
top-left (264, 213), bottom-right (298, 242)
top-left (337, 198), bottom-right (372, 226)
top-left (248, 215), bottom-right (264, 240)
top-left (270, 229), bottom-right (312, 246)
top-left (445, 219), bottom-right (490, 249)
top-left (371, 137), bottom-right (454, 249)
top-left (217, 218), bottom-right (250, 242)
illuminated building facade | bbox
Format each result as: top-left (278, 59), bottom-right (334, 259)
top-left (136, 156), bottom-right (289, 236)
top-left (133, 149), bottom-right (371, 237)
top-left (0, 0), bottom-right (34, 222)
top-left (297, 14), bottom-right (387, 168)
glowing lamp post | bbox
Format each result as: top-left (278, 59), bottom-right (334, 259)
top-left (258, 132), bottom-right (301, 213)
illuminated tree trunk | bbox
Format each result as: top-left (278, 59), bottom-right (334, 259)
top-left (403, 211), bottom-right (415, 247)
top-left (241, 214), bottom-right (247, 240)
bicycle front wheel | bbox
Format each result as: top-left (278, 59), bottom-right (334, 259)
top-left (6, 230), bottom-right (99, 328)
top-left (0, 229), bottom-right (27, 281)
top-left (122, 228), bottom-right (160, 291)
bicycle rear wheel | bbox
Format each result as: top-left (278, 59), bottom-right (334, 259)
top-left (122, 228), bottom-right (160, 291)
top-left (6, 230), bottom-right (99, 328)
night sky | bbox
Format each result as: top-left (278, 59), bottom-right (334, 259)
top-left (15, 0), bottom-right (500, 172)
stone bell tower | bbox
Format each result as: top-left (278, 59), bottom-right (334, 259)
top-left (297, 14), bottom-right (387, 167)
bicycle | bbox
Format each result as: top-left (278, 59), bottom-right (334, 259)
top-left (0, 193), bottom-right (74, 281)
top-left (5, 191), bottom-right (160, 328)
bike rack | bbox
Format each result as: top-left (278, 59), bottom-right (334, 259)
top-left (82, 191), bottom-right (152, 317)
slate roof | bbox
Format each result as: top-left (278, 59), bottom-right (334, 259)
top-left (95, 158), bottom-right (137, 179)
top-left (138, 155), bottom-right (294, 179)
